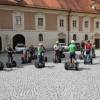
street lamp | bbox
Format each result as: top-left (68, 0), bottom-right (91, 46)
top-left (68, 9), bottom-right (72, 45)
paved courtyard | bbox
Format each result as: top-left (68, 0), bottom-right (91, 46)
top-left (0, 50), bottom-right (100, 100)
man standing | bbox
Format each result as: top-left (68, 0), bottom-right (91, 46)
top-left (7, 43), bottom-right (15, 63)
top-left (54, 41), bottom-right (60, 59)
top-left (80, 39), bottom-right (85, 55)
top-left (29, 45), bottom-right (34, 57)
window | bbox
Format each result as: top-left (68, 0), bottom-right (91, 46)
top-left (73, 34), bottom-right (76, 41)
top-left (16, 16), bottom-right (21, 25)
top-left (84, 21), bottom-right (89, 28)
top-left (38, 18), bottom-right (43, 26)
top-left (38, 34), bottom-right (43, 41)
top-left (73, 20), bottom-right (77, 27)
top-left (60, 19), bottom-right (64, 27)
top-left (96, 22), bottom-right (99, 28)
top-left (85, 34), bottom-right (88, 41)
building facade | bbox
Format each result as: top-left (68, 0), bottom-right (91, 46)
top-left (0, 0), bottom-right (100, 51)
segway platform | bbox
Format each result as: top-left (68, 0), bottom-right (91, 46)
top-left (64, 60), bottom-right (79, 71)
top-left (84, 55), bottom-right (93, 64)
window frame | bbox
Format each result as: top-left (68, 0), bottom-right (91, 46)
top-left (38, 18), bottom-right (43, 26)
top-left (73, 34), bottom-right (77, 41)
top-left (84, 21), bottom-right (89, 28)
top-left (59, 19), bottom-right (64, 27)
top-left (16, 16), bottom-right (21, 25)
top-left (96, 22), bottom-right (99, 28)
top-left (73, 20), bottom-right (77, 28)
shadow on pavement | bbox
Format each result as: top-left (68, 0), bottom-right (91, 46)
top-left (45, 65), bottom-right (55, 68)
top-left (78, 67), bottom-right (91, 71)
top-left (3, 68), bottom-right (14, 72)
top-left (92, 63), bottom-right (100, 65)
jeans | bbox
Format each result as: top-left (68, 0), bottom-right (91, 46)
top-left (38, 55), bottom-right (44, 63)
top-left (8, 54), bottom-right (13, 63)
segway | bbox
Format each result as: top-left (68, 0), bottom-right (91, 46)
top-left (53, 50), bottom-right (61, 63)
top-left (60, 49), bottom-right (65, 58)
top-left (84, 50), bottom-right (93, 64)
top-left (30, 48), bottom-right (37, 60)
top-left (79, 48), bottom-right (85, 60)
top-left (43, 50), bottom-right (48, 62)
top-left (35, 50), bottom-right (45, 68)
top-left (21, 53), bottom-right (31, 64)
top-left (6, 53), bottom-right (17, 68)
top-left (64, 54), bottom-right (79, 71)
top-left (92, 54), bottom-right (96, 58)
top-left (0, 61), bottom-right (4, 70)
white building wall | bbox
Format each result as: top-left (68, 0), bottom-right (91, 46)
top-left (0, 29), bottom-right (96, 51)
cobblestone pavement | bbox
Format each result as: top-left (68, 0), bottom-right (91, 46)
top-left (0, 50), bottom-right (100, 100)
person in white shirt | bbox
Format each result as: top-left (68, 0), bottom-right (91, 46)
top-left (54, 41), bottom-right (60, 59)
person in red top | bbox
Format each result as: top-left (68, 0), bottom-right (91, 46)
top-left (85, 40), bottom-right (92, 55)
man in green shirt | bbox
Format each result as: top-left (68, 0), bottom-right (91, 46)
top-left (68, 40), bottom-right (77, 64)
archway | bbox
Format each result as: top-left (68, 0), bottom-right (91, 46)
top-left (0, 37), bottom-right (2, 52)
top-left (94, 33), bottom-right (100, 48)
top-left (13, 34), bottom-right (25, 49)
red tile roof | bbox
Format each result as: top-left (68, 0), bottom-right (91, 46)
top-left (0, 0), bottom-right (100, 14)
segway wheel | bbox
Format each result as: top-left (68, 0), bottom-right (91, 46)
top-left (0, 61), bottom-right (4, 71)
top-left (91, 60), bottom-right (93, 64)
top-left (44, 57), bottom-right (47, 62)
top-left (62, 54), bottom-right (65, 58)
top-left (28, 57), bottom-right (31, 63)
top-left (75, 62), bottom-right (79, 71)
top-left (6, 62), bottom-right (12, 68)
top-left (43, 62), bottom-right (45, 67)
top-left (53, 58), bottom-right (56, 63)
top-left (92, 54), bottom-right (96, 58)
top-left (59, 58), bottom-right (61, 63)
top-left (64, 63), bottom-right (68, 70)
top-left (21, 57), bottom-right (24, 64)
top-left (12, 61), bottom-right (16, 67)
top-left (34, 55), bottom-right (37, 59)
top-left (35, 62), bottom-right (39, 68)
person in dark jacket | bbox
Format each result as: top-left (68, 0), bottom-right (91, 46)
top-left (6, 43), bottom-right (15, 63)
top-left (80, 39), bottom-right (85, 55)
top-left (29, 45), bottom-right (34, 56)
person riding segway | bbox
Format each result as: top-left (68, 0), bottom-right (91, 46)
top-left (53, 41), bottom-right (61, 63)
top-left (64, 40), bottom-right (79, 70)
top-left (59, 44), bottom-right (65, 58)
top-left (21, 45), bottom-right (31, 64)
top-left (79, 39), bottom-right (85, 59)
top-left (84, 40), bottom-right (93, 64)
top-left (35, 43), bottom-right (45, 68)
top-left (29, 45), bottom-right (37, 60)
top-left (6, 43), bottom-right (16, 68)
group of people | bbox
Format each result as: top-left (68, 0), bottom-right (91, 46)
top-left (6, 39), bottom-right (96, 64)
top-left (6, 43), bottom-right (46, 63)
top-left (80, 39), bottom-right (96, 56)
top-left (54, 39), bottom-right (96, 65)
